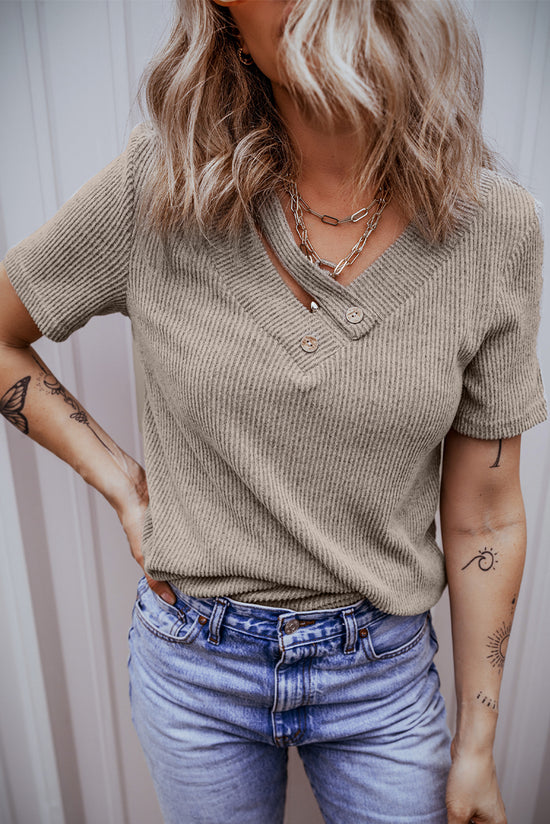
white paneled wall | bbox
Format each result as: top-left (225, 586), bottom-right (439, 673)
top-left (0, 2), bottom-right (549, 823)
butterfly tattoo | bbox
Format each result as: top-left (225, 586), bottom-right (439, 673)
top-left (0, 375), bottom-right (31, 434)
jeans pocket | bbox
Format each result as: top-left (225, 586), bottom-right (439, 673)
top-left (134, 575), bottom-right (203, 644)
top-left (361, 611), bottom-right (430, 661)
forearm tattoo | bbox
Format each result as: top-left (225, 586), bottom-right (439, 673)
top-left (476, 690), bottom-right (499, 712)
top-left (461, 546), bottom-right (498, 572)
top-left (486, 622), bottom-right (511, 673)
top-left (1, 351), bottom-right (116, 457)
top-left (29, 351), bottom-right (116, 456)
top-left (490, 438), bottom-right (503, 468)
top-left (0, 375), bottom-right (31, 434)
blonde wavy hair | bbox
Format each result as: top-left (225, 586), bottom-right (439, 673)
top-left (136, 0), bottom-right (504, 244)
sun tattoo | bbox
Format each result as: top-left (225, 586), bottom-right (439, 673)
top-left (461, 547), bottom-right (499, 572)
top-left (486, 622), bottom-right (511, 673)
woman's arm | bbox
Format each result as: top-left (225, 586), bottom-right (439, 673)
top-left (440, 427), bottom-right (525, 824)
top-left (0, 266), bottom-right (138, 504)
top-left (0, 263), bottom-right (175, 604)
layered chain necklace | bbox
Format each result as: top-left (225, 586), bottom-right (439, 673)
top-left (282, 179), bottom-right (391, 278)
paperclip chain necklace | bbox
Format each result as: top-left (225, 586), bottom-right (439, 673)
top-left (283, 180), bottom-right (391, 278)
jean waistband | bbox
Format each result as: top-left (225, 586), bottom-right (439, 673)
top-left (164, 580), bottom-right (388, 650)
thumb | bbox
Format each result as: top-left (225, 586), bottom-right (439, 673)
top-left (145, 572), bottom-right (177, 606)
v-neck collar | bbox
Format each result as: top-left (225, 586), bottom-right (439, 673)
top-left (253, 188), bottom-right (453, 340)
top-left (211, 182), bottom-right (484, 371)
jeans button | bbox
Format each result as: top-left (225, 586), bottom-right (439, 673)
top-left (284, 618), bottom-right (300, 634)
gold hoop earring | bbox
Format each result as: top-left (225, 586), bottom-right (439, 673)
top-left (237, 46), bottom-right (254, 66)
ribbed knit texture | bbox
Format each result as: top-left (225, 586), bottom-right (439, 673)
top-left (2, 122), bottom-right (547, 613)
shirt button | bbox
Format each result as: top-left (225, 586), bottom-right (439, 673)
top-left (284, 618), bottom-right (300, 634)
top-left (300, 335), bottom-right (318, 352)
top-left (345, 306), bottom-right (364, 324)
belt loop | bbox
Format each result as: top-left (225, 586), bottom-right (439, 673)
top-left (341, 608), bottom-right (358, 654)
top-left (207, 597), bottom-right (229, 645)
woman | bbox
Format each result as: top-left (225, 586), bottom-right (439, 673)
top-left (0, 1), bottom-right (546, 822)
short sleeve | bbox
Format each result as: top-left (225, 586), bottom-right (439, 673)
top-left (1, 123), bottom-right (147, 343)
top-left (451, 197), bottom-right (548, 440)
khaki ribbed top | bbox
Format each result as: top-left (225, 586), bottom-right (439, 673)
top-left (2, 122), bottom-right (547, 613)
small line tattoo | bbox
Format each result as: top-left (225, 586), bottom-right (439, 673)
top-left (510, 594), bottom-right (518, 615)
top-left (461, 547), bottom-right (498, 572)
top-left (476, 690), bottom-right (498, 712)
top-left (30, 352), bottom-right (116, 456)
top-left (490, 439), bottom-right (503, 468)
top-left (0, 375), bottom-right (31, 434)
top-left (486, 622), bottom-right (511, 673)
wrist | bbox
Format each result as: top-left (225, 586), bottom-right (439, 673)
top-left (79, 447), bottom-right (148, 514)
top-left (109, 455), bottom-right (148, 514)
top-left (454, 698), bottom-right (499, 756)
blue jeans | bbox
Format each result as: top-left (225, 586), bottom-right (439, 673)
top-left (127, 574), bottom-right (451, 824)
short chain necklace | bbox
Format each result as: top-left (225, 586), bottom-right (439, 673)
top-left (283, 180), bottom-right (390, 278)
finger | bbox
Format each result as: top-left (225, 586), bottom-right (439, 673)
top-left (130, 544), bottom-right (176, 603)
top-left (145, 572), bottom-right (177, 605)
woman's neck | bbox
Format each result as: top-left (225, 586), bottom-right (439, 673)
top-left (271, 82), bottom-right (378, 207)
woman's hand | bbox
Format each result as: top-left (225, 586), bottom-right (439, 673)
top-left (446, 739), bottom-right (507, 824)
top-left (112, 456), bottom-right (177, 605)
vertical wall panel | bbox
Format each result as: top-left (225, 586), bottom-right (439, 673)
top-left (0, 424), bottom-right (65, 824)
